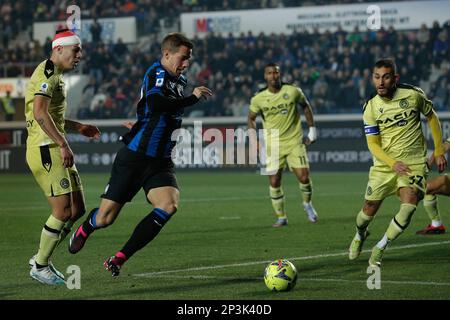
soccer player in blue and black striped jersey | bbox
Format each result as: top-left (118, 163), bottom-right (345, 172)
top-left (68, 33), bottom-right (212, 276)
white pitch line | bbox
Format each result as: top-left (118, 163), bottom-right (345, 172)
top-left (301, 278), bottom-right (450, 286)
top-left (133, 240), bottom-right (450, 278)
top-left (135, 274), bottom-right (450, 287)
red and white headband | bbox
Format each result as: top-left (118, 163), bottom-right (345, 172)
top-left (52, 30), bottom-right (82, 49)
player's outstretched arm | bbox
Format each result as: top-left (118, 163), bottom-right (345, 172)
top-left (65, 119), bottom-right (101, 139)
top-left (192, 86), bottom-right (213, 100)
top-left (122, 121), bottom-right (135, 130)
top-left (148, 86), bottom-right (213, 112)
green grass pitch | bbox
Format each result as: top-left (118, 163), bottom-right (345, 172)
top-left (1, 171), bottom-right (449, 300)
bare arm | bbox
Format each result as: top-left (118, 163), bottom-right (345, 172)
top-left (34, 95), bottom-right (68, 148)
top-left (426, 111), bottom-right (447, 173)
top-left (300, 99), bottom-right (316, 145)
top-left (33, 95), bottom-right (73, 167)
top-left (65, 119), bottom-right (101, 139)
top-left (301, 100), bottom-right (315, 128)
top-left (247, 111), bottom-right (259, 151)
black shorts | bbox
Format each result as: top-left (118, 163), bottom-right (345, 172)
top-left (101, 147), bottom-right (178, 204)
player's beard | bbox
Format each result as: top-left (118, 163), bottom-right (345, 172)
top-left (377, 85), bottom-right (396, 98)
top-left (271, 79), bottom-right (281, 89)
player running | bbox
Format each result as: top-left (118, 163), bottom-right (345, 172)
top-left (348, 58), bottom-right (447, 267)
top-left (68, 33), bottom-right (212, 276)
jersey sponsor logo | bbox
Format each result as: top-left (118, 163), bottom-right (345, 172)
top-left (397, 119), bottom-right (408, 126)
top-left (376, 109), bottom-right (417, 125)
top-left (262, 103), bottom-right (292, 115)
top-left (60, 178), bottom-right (70, 189)
top-left (40, 82), bottom-right (49, 93)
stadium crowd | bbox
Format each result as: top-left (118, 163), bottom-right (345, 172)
top-left (0, 0), bottom-right (449, 119)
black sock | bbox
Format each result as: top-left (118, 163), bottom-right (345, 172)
top-left (80, 208), bottom-right (99, 235)
top-left (120, 208), bottom-right (172, 259)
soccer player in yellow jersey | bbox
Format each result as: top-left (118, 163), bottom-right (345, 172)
top-left (416, 137), bottom-right (450, 235)
top-left (26, 29), bottom-right (100, 285)
top-left (248, 63), bottom-right (318, 227)
top-left (348, 58), bottom-right (447, 267)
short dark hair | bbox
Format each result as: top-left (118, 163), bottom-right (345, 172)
top-left (264, 62), bottom-right (280, 70)
top-left (161, 33), bottom-right (193, 53)
top-left (374, 58), bottom-right (397, 74)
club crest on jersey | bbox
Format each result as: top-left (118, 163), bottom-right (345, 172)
top-left (283, 93), bottom-right (289, 100)
top-left (60, 178), bottom-right (70, 189)
top-left (399, 99), bottom-right (409, 109)
top-left (156, 77), bottom-right (164, 87)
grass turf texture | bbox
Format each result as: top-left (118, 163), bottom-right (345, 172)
top-left (1, 171), bottom-right (449, 300)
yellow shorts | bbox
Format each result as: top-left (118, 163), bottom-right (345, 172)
top-left (265, 141), bottom-right (309, 174)
top-left (365, 163), bottom-right (428, 201)
top-left (26, 144), bottom-right (83, 197)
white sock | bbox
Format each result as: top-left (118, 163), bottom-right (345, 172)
top-left (431, 220), bottom-right (443, 227)
top-left (376, 234), bottom-right (389, 249)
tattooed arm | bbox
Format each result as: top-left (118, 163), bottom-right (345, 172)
top-left (33, 95), bottom-right (74, 167)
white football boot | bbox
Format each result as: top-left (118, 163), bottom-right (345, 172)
top-left (303, 202), bottom-right (318, 223)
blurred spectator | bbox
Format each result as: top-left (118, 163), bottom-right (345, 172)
top-left (2, 0), bottom-right (449, 118)
top-left (90, 18), bottom-right (102, 43)
top-left (1, 91), bottom-right (15, 121)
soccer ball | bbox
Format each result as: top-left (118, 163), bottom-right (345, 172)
top-left (264, 259), bottom-right (298, 292)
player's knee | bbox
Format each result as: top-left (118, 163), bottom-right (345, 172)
top-left (363, 200), bottom-right (380, 215)
top-left (54, 206), bottom-right (72, 222)
top-left (299, 175), bottom-right (309, 184)
top-left (269, 177), bottom-right (281, 188)
top-left (158, 202), bottom-right (178, 215)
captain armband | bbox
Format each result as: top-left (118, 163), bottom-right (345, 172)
top-left (364, 124), bottom-right (379, 136)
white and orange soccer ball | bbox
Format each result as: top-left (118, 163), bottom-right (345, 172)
top-left (264, 259), bottom-right (298, 292)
